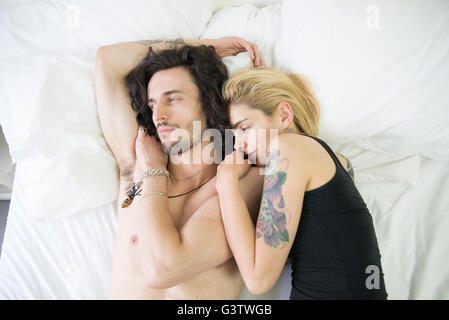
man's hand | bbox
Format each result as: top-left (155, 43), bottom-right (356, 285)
top-left (203, 36), bottom-right (265, 67)
top-left (135, 126), bottom-right (167, 171)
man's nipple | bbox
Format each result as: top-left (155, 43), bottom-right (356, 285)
top-left (130, 235), bottom-right (138, 245)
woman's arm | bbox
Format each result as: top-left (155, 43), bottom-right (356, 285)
top-left (336, 153), bottom-right (354, 180)
top-left (216, 135), bottom-right (311, 295)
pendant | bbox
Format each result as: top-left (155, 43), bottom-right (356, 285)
top-left (121, 197), bottom-right (133, 208)
top-left (120, 181), bottom-right (142, 208)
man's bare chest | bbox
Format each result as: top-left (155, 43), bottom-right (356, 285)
top-left (167, 178), bottom-right (218, 228)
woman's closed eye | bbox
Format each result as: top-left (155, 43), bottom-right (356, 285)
top-left (232, 126), bottom-right (249, 135)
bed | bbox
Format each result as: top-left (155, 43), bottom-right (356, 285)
top-left (0, 0), bottom-right (448, 300)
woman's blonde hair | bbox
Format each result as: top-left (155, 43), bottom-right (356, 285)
top-left (222, 66), bottom-right (320, 137)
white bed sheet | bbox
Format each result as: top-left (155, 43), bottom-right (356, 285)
top-left (1, 145), bottom-right (448, 299)
top-left (0, 163), bottom-right (116, 299)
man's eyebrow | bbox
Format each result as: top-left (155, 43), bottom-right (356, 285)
top-left (147, 90), bottom-right (185, 102)
top-left (231, 118), bottom-right (248, 129)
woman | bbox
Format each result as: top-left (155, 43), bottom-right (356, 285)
top-left (215, 67), bottom-right (388, 299)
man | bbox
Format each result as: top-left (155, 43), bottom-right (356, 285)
top-left (94, 37), bottom-right (266, 299)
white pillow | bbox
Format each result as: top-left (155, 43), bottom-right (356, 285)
top-left (212, 0), bottom-right (282, 12)
top-left (0, 55), bottom-right (105, 161)
top-left (0, 0), bottom-right (213, 57)
top-left (201, 3), bottom-right (282, 73)
top-left (0, 55), bottom-right (119, 221)
top-left (276, 0), bottom-right (449, 158)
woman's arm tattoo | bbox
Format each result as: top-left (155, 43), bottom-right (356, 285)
top-left (256, 149), bottom-right (291, 249)
top-left (340, 154), bottom-right (354, 180)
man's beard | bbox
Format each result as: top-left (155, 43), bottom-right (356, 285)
top-left (160, 132), bottom-right (201, 156)
top-left (161, 137), bottom-right (190, 155)
top-left (157, 118), bottom-right (205, 157)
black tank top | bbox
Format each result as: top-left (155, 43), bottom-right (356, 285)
top-left (288, 134), bottom-right (388, 299)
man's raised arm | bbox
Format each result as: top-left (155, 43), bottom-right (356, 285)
top-left (94, 38), bottom-right (204, 173)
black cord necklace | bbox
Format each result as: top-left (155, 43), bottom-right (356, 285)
top-left (167, 174), bottom-right (215, 198)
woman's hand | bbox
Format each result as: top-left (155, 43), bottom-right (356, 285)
top-left (203, 36), bottom-right (265, 67)
top-left (135, 126), bottom-right (167, 172)
top-left (216, 150), bottom-right (252, 193)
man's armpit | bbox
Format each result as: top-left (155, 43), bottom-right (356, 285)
top-left (119, 165), bottom-right (134, 179)
top-left (118, 160), bottom-right (136, 198)
top-left (118, 157), bottom-right (136, 177)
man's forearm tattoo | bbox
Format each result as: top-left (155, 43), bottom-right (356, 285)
top-left (137, 38), bottom-right (185, 49)
top-left (256, 149), bottom-right (291, 249)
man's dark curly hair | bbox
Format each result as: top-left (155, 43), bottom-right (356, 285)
top-left (125, 45), bottom-right (230, 159)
